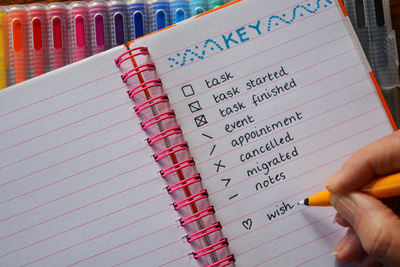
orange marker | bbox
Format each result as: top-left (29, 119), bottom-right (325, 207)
top-left (9, 6), bottom-right (28, 84)
top-left (299, 172), bottom-right (400, 206)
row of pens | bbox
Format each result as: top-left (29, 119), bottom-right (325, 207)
top-left (0, 0), bottom-right (233, 89)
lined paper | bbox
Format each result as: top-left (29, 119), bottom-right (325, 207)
top-left (0, 47), bottom-right (193, 266)
top-left (130, 0), bottom-right (394, 265)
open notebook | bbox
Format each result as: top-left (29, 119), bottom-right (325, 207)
top-left (0, 0), bottom-right (396, 266)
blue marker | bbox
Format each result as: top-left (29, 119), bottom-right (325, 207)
top-left (108, 0), bottom-right (129, 47)
top-left (148, 0), bottom-right (170, 32)
top-left (127, 0), bottom-right (148, 40)
top-left (169, 0), bottom-right (189, 24)
top-left (189, 0), bottom-right (207, 16)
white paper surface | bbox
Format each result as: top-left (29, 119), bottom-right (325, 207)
top-left (0, 46), bottom-right (193, 266)
top-left (129, 0), bottom-right (394, 265)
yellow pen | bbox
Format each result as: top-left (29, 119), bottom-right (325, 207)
top-left (0, 7), bottom-right (7, 89)
top-left (299, 172), bottom-right (400, 206)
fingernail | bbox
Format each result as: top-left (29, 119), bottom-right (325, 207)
top-left (333, 213), bottom-right (338, 224)
top-left (331, 250), bottom-right (338, 257)
top-left (330, 194), bottom-right (357, 226)
top-left (325, 172), bottom-right (340, 192)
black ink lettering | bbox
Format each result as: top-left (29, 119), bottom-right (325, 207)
top-left (266, 202), bottom-right (295, 221)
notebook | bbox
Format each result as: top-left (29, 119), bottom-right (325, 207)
top-left (0, 0), bottom-right (396, 266)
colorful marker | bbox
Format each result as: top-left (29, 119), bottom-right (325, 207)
top-left (169, 0), bottom-right (190, 24)
top-left (108, 0), bottom-right (129, 47)
top-left (189, 0), bottom-right (207, 16)
top-left (298, 173), bottom-right (400, 206)
top-left (208, 0), bottom-right (226, 10)
top-left (148, 0), bottom-right (170, 32)
top-left (127, 0), bottom-right (148, 40)
top-left (69, 2), bottom-right (90, 62)
top-left (48, 3), bottom-right (69, 70)
top-left (9, 5), bottom-right (28, 84)
top-left (0, 7), bottom-right (8, 89)
top-left (88, 0), bottom-right (109, 54)
top-left (28, 4), bottom-right (47, 78)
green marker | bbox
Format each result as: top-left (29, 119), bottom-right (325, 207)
top-left (208, 0), bottom-right (226, 10)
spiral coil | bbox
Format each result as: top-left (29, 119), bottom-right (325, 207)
top-left (115, 46), bottom-right (234, 267)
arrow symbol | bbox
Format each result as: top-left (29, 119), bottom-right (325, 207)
top-left (221, 178), bottom-right (231, 187)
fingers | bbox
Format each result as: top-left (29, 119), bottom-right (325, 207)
top-left (333, 212), bottom-right (351, 228)
top-left (333, 228), bottom-right (366, 263)
top-left (331, 192), bottom-right (400, 266)
top-left (326, 131), bottom-right (400, 194)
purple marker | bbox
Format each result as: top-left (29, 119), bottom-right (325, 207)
top-left (89, 0), bottom-right (109, 54)
top-left (108, 0), bottom-right (129, 47)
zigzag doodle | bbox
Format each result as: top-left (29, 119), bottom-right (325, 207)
top-left (167, 0), bottom-right (333, 69)
top-left (267, 0), bottom-right (333, 31)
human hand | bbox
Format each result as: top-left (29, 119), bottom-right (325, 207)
top-left (325, 130), bottom-right (400, 266)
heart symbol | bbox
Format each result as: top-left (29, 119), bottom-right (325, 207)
top-left (242, 219), bottom-right (252, 230)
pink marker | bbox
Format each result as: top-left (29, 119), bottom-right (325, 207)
top-left (28, 4), bottom-right (47, 77)
top-left (48, 3), bottom-right (69, 70)
top-left (89, 0), bottom-right (109, 55)
top-left (69, 2), bottom-right (90, 62)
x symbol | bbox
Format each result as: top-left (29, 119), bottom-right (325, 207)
top-left (214, 160), bottom-right (226, 173)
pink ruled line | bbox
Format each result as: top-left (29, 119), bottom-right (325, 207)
top-left (0, 131), bottom-right (141, 192)
top-left (0, 181), bottom-right (163, 242)
top-left (208, 106), bottom-right (380, 198)
top-left (0, 177), bottom-right (163, 258)
top-left (158, 7), bottom-right (337, 77)
top-left (199, 93), bottom-right (377, 182)
top-left (21, 211), bottom-right (173, 267)
top-left (0, 116), bottom-right (135, 170)
top-left (0, 86), bottom-right (125, 136)
top-left (169, 33), bottom-right (350, 106)
top-left (0, 160), bottom-right (155, 225)
top-left (223, 180), bottom-right (334, 226)
top-left (66, 228), bottom-right (180, 267)
top-left (183, 62), bottom-right (364, 140)
top-left (110, 239), bottom-right (183, 267)
top-left (191, 67), bottom-right (367, 151)
top-left (253, 229), bottom-right (341, 266)
top-left (214, 121), bottom-right (387, 217)
top-left (150, 0), bottom-right (318, 62)
top-left (200, 98), bottom-right (381, 178)
top-left (295, 250), bottom-right (333, 266)
top-left (176, 47), bottom-right (357, 124)
top-left (0, 101), bottom-right (131, 153)
top-left (0, 148), bottom-right (147, 217)
top-left (0, 70), bottom-right (120, 119)
top-left (235, 213), bottom-right (335, 257)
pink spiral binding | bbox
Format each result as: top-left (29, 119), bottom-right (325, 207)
top-left (114, 47), bottom-right (149, 67)
top-left (115, 47), bottom-right (234, 267)
top-left (153, 141), bottom-right (188, 162)
top-left (160, 158), bottom-right (195, 178)
top-left (186, 222), bottom-right (222, 243)
top-left (121, 63), bottom-right (156, 82)
top-left (173, 189), bottom-right (208, 210)
top-left (128, 79), bottom-right (162, 98)
top-left (167, 173), bottom-right (201, 194)
top-left (179, 206), bottom-right (214, 226)
top-left (193, 239), bottom-right (229, 259)
top-left (141, 111), bottom-right (176, 130)
top-left (134, 94), bottom-right (169, 114)
top-left (147, 126), bottom-right (182, 146)
top-left (208, 255), bottom-right (235, 267)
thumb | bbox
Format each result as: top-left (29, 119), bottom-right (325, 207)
top-left (330, 192), bottom-right (400, 266)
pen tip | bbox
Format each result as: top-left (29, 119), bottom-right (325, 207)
top-left (297, 198), bottom-right (309, 206)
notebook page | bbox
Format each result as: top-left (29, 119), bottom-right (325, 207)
top-left (129, 0), bottom-right (395, 265)
top-left (0, 47), bottom-right (194, 266)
